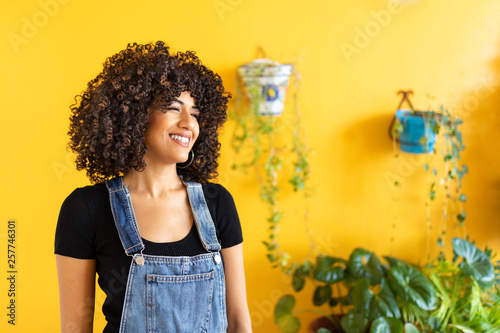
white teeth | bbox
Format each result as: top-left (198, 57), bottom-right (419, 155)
top-left (170, 134), bottom-right (189, 144)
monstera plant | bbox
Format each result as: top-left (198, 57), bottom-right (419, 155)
top-left (274, 247), bottom-right (437, 333)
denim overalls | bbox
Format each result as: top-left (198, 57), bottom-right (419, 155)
top-left (105, 177), bottom-right (227, 333)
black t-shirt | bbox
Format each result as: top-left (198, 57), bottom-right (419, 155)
top-left (54, 182), bottom-right (243, 333)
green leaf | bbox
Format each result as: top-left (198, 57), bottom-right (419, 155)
top-left (274, 295), bottom-right (300, 333)
top-left (369, 317), bottom-right (403, 333)
top-left (349, 248), bottom-right (384, 285)
top-left (351, 278), bottom-right (372, 314)
top-left (383, 256), bottom-right (408, 268)
top-left (449, 167), bottom-right (458, 178)
top-left (457, 212), bottom-right (466, 224)
top-left (403, 323), bottom-right (419, 333)
top-left (388, 264), bottom-right (437, 310)
top-left (429, 182), bottom-right (436, 201)
top-left (394, 122), bottom-right (404, 134)
top-left (292, 273), bottom-right (305, 292)
top-left (292, 267), bottom-right (308, 292)
top-left (372, 280), bottom-right (401, 319)
top-left (340, 311), bottom-right (369, 333)
top-left (267, 253), bottom-right (278, 263)
top-left (433, 122), bottom-right (441, 134)
top-left (351, 278), bottom-right (401, 320)
top-left (447, 324), bottom-right (477, 333)
top-left (313, 285), bottom-right (332, 306)
top-left (274, 295), bottom-right (295, 318)
top-left (452, 238), bottom-right (495, 287)
top-left (313, 256), bottom-right (347, 284)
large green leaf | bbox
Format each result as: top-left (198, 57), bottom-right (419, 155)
top-left (388, 264), bottom-right (437, 311)
top-left (452, 238), bottom-right (495, 287)
top-left (313, 285), bottom-right (332, 306)
top-left (349, 248), bottom-right (384, 285)
top-left (372, 280), bottom-right (401, 319)
top-left (341, 310), bottom-right (369, 333)
top-left (369, 317), bottom-right (403, 333)
top-left (351, 278), bottom-right (400, 320)
top-left (352, 278), bottom-right (372, 314)
top-left (274, 295), bottom-right (300, 333)
top-left (313, 256), bottom-right (347, 284)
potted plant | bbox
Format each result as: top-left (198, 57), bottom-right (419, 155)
top-left (389, 90), bottom-right (439, 154)
top-left (237, 58), bottom-right (293, 116)
top-left (424, 237), bottom-right (500, 332)
top-left (389, 91), bottom-right (467, 260)
top-left (274, 247), bottom-right (437, 333)
top-left (275, 237), bottom-right (500, 333)
top-left (230, 56), bottom-right (312, 269)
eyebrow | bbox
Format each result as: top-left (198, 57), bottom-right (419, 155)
top-left (172, 99), bottom-right (199, 109)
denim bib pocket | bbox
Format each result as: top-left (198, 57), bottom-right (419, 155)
top-left (146, 270), bottom-right (215, 333)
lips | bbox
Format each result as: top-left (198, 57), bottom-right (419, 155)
top-left (169, 133), bottom-right (191, 147)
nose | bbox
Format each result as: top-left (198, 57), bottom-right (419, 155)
top-left (178, 108), bottom-right (195, 130)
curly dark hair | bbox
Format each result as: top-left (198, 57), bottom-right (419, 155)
top-left (68, 41), bottom-right (231, 184)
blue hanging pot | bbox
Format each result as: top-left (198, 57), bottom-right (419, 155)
top-left (237, 58), bottom-right (293, 116)
top-left (389, 91), bottom-right (439, 154)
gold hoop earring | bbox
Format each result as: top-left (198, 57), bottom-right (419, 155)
top-left (177, 151), bottom-right (194, 169)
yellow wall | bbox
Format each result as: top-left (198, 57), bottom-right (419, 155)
top-left (1, 0), bottom-right (499, 332)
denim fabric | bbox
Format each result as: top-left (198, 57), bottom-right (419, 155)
top-left (105, 177), bottom-right (227, 333)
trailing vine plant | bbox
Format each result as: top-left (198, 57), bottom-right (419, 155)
top-left (391, 98), bottom-right (467, 260)
top-left (229, 57), bottom-right (312, 269)
top-left (423, 106), bottom-right (467, 260)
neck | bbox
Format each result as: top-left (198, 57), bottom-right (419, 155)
top-left (123, 164), bottom-right (184, 198)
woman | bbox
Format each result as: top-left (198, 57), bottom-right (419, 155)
top-left (55, 41), bottom-right (252, 333)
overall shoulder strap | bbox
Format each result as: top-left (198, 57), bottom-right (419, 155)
top-left (105, 177), bottom-right (145, 256)
top-left (184, 181), bottom-right (221, 252)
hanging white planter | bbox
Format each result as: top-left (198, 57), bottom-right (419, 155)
top-left (237, 58), bottom-right (293, 116)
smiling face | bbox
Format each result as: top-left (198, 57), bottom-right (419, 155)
top-left (143, 91), bottom-right (200, 167)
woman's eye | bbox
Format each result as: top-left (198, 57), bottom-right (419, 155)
top-left (167, 107), bottom-right (180, 112)
top-left (191, 113), bottom-right (199, 119)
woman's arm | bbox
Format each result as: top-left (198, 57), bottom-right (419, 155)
top-left (222, 243), bottom-right (252, 333)
top-left (56, 255), bottom-right (96, 333)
